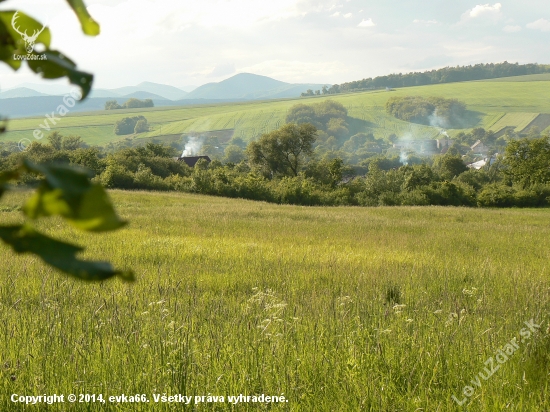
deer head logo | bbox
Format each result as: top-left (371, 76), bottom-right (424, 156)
top-left (11, 11), bottom-right (46, 54)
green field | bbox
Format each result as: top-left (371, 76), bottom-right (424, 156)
top-left (3, 76), bottom-right (550, 147)
top-left (486, 112), bottom-right (539, 133)
top-left (1, 190), bottom-right (550, 410)
top-left (480, 73), bottom-right (550, 82)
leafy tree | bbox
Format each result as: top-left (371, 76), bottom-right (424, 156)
top-left (224, 145), bottom-right (246, 164)
top-left (402, 164), bottom-right (436, 191)
top-left (503, 136), bottom-right (550, 187)
top-left (342, 133), bottom-right (372, 152)
top-left (385, 96), bottom-right (466, 127)
top-left (69, 147), bottom-right (104, 177)
top-left (434, 154), bottom-right (468, 180)
top-left (286, 104), bottom-right (322, 129)
top-left (326, 118), bottom-right (349, 141)
top-left (47, 131), bottom-right (63, 150)
top-left (115, 116), bottom-right (147, 135)
top-left (286, 100), bottom-right (348, 134)
top-left (134, 119), bottom-right (149, 134)
top-left (105, 100), bottom-right (122, 110)
top-left (62, 135), bottom-right (85, 150)
top-left (304, 158), bottom-right (354, 187)
top-left (247, 123), bottom-right (317, 177)
top-left (123, 98), bottom-right (154, 109)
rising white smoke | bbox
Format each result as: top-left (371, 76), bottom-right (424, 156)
top-left (428, 109), bottom-right (450, 129)
top-left (399, 150), bottom-right (409, 165)
top-left (398, 132), bottom-right (413, 165)
top-left (181, 134), bottom-right (205, 157)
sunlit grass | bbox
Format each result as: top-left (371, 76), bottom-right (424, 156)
top-left (1, 190), bottom-right (549, 410)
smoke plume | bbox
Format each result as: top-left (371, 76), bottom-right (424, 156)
top-left (181, 134), bottom-right (205, 157)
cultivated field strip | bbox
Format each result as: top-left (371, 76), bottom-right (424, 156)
top-left (489, 113), bottom-right (540, 133)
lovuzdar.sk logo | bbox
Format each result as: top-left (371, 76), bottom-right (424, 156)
top-left (11, 11), bottom-right (46, 54)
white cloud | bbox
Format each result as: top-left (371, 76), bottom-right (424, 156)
top-left (2, 0), bottom-right (550, 93)
top-left (469, 3), bottom-right (501, 18)
top-left (502, 25), bottom-right (521, 32)
top-left (460, 3), bottom-right (502, 23)
top-left (358, 18), bottom-right (375, 28)
top-left (343, 13), bottom-right (353, 19)
top-left (526, 18), bottom-right (550, 32)
top-left (331, 12), bottom-right (340, 17)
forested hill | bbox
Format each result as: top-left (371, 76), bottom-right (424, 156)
top-left (324, 62), bottom-right (550, 94)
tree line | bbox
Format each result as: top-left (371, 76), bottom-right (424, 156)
top-left (315, 62), bottom-right (550, 95)
top-left (1, 122), bottom-right (549, 208)
top-left (105, 98), bottom-right (154, 110)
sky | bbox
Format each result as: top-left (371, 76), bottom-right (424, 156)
top-left (0, 0), bottom-right (549, 91)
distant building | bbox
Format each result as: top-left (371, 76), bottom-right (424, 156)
top-left (177, 156), bottom-right (211, 167)
top-left (467, 154), bottom-right (498, 170)
top-left (436, 139), bottom-right (453, 151)
top-left (471, 140), bottom-right (489, 155)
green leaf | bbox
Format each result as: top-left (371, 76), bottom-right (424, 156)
top-left (0, 12), bottom-right (20, 70)
top-left (22, 161), bottom-right (127, 232)
top-left (72, 183), bottom-right (128, 231)
top-left (0, 10), bottom-right (51, 57)
top-left (65, 0), bottom-right (100, 36)
top-left (0, 224), bottom-right (134, 281)
top-left (26, 50), bottom-right (93, 99)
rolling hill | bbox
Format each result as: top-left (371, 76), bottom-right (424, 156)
top-left (0, 74), bottom-right (325, 117)
top-left (0, 87), bottom-right (48, 99)
top-left (186, 73), bottom-right (327, 100)
top-left (108, 82), bottom-right (189, 100)
top-left (2, 74), bottom-right (550, 147)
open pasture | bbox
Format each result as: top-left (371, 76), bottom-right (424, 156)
top-left (1, 190), bottom-right (550, 410)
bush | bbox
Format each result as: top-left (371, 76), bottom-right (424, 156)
top-left (114, 116), bottom-right (147, 135)
top-left (478, 184), bottom-right (550, 207)
top-left (99, 164), bottom-right (135, 189)
top-left (385, 96), bottom-right (466, 127)
top-left (134, 119), bottom-right (149, 134)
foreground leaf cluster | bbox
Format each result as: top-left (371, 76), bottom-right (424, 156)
top-left (0, 160), bottom-right (133, 281)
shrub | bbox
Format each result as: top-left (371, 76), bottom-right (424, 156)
top-left (114, 116), bottom-right (147, 135)
top-left (134, 119), bottom-right (149, 134)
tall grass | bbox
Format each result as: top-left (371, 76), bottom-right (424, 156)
top-left (1, 190), bottom-right (549, 410)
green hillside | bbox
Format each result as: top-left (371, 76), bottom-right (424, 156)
top-left (3, 76), bottom-right (550, 147)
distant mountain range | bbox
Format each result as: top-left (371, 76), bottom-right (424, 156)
top-left (0, 74), bottom-right (328, 118)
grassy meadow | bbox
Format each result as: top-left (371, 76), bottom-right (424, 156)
top-left (1, 190), bottom-right (550, 410)
top-left (3, 76), bottom-right (550, 147)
